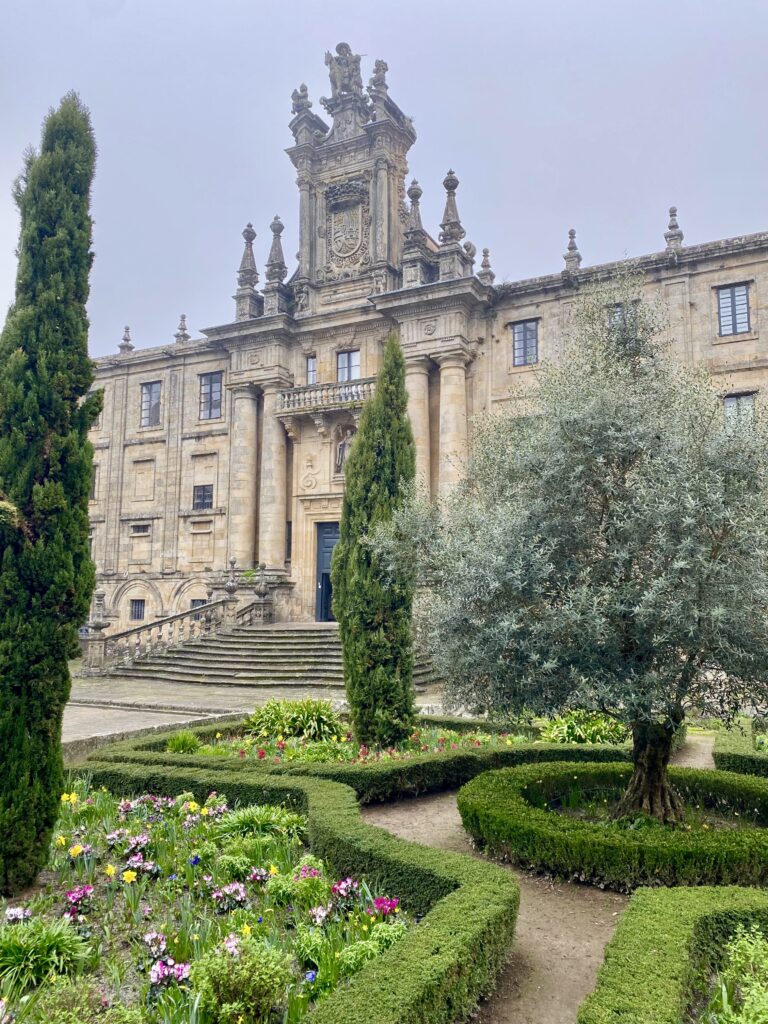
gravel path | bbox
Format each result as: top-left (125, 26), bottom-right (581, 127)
top-left (363, 732), bottom-right (717, 1024)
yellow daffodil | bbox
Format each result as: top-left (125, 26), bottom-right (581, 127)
top-left (268, 864), bottom-right (279, 876)
top-left (105, 864), bottom-right (116, 878)
top-left (69, 793), bottom-right (78, 805)
top-left (193, 933), bottom-right (200, 941)
top-left (215, 732), bottom-right (222, 739)
top-left (60, 793), bottom-right (70, 803)
top-left (201, 808), bottom-right (210, 817)
top-left (362, 924), bottom-right (368, 932)
top-left (68, 844), bottom-right (84, 858)
top-left (241, 924), bottom-right (252, 937)
top-left (55, 835), bottom-right (66, 848)
top-left (122, 870), bottom-right (137, 884)
top-left (277, 734), bottom-right (284, 742)
top-left (188, 801), bottom-right (199, 813)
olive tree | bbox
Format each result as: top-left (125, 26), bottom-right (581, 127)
top-left (374, 277), bottom-right (768, 822)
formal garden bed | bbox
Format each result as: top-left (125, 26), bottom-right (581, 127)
top-left (714, 718), bottom-right (768, 778)
top-left (457, 761), bottom-right (768, 890)
top-left (577, 886), bottom-right (768, 1024)
top-left (0, 779), bottom-right (412, 1024)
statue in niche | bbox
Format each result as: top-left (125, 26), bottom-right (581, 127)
top-left (335, 426), bottom-right (356, 474)
top-left (325, 43), bottom-right (363, 98)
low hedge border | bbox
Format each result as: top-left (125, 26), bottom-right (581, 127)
top-left (713, 720), bottom-right (768, 777)
top-left (576, 886), bottom-right (768, 1024)
top-left (457, 761), bottom-right (768, 890)
top-left (83, 757), bottom-right (519, 1024)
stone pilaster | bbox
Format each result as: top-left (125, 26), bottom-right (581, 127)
top-left (227, 384), bottom-right (259, 569)
top-left (258, 384), bottom-right (288, 571)
top-left (436, 352), bottom-right (469, 495)
top-left (404, 356), bottom-right (431, 492)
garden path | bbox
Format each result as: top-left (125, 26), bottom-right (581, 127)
top-left (362, 732), bottom-right (716, 1024)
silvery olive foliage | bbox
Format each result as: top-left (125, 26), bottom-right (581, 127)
top-left (374, 275), bottom-right (768, 731)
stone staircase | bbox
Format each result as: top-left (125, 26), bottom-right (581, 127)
top-left (105, 623), bottom-right (433, 692)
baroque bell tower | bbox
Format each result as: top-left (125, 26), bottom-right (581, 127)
top-left (286, 43), bottom-right (416, 314)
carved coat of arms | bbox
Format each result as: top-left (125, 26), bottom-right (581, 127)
top-left (325, 179), bottom-right (370, 271)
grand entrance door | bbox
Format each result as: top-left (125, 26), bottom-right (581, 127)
top-left (315, 522), bottom-right (340, 621)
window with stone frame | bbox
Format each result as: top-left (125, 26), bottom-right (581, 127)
top-left (199, 372), bottom-right (223, 420)
top-left (512, 320), bottom-right (539, 367)
top-left (140, 381), bottom-right (162, 427)
top-left (337, 349), bottom-right (361, 382)
top-left (306, 355), bottom-right (318, 386)
top-left (717, 284), bottom-right (751, 337)
top-left (192, 484), bottom-right (214, 511)
top-left (724, 391), bottom-right (756, 424)
top-left (190, 597), bottom-right (207, 620)
top-left (129, 598), bottom-right (145, 621)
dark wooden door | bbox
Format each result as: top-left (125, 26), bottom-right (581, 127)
top-left (315, 522), bottom-right (340, 621)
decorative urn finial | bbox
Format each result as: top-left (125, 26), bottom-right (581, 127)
top-left (664, 206), bottom-right (684, 253)
top-left (477, 247), bottom-right (496, 286)
top-left (174, 313), bottom-right (190, 343)
top-left (118, 325), bottom-right (134, 354)
top-left (439, 170), bottom-right (466, 244)
top-left (265, 215), bottom-right (288, 283)
top-left (237, 223), bottom-right (259, 287)
top-left (563, 228), bottom-right (582, 272)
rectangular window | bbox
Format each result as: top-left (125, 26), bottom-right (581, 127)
top-left (130, 523), bottom-right (151, 535)
top-left (512, 320), bottom-right (538, 367)
top-left (724, 392), bottom-right (756, 424)
top-left (286, 520), bottom-right (292, 563)
top-left (718, 284), bottom-right (750, 336)
top-left (129, 599), bottom-right (145, 621)
top-left (199, 372), bottom-right (223, 420)
top-left (190, 597), bottom-right (207, 620)
top-left (192, 484), bottom-right (214, 510)
top-left (90, 465), bottom-right (98, 501)
top-left (140, 381), bottom-right (162, 427)
top-left (337, 349), bottom-right (361, 382)
top-left (306, 355), bottom-right (317, 386)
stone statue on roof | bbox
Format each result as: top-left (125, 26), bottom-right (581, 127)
top-left (325, 43), bottom-right (364, 98)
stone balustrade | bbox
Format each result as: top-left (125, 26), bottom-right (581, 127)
top-left (279, 377), bottom-right (376, 413)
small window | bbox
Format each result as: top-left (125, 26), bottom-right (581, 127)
top-left (199, 372), bottom-right (223, 420)
top-left (193, 484), bottom-right (214, 511)
top-left (88, 530), bottom-right (94, 557)
top-left (512, 320), bottom-right (538, 367)
top-left (337, 349), bottom-right (361, 382)
top-left (286, 520), bottom-right (292, 563)
top-left (190, 597), bottom-right (207, 620)
top-left (724, 392), bottom-right (756, 424)
top-left (140, 381), bottom-right (162, 427)
top-left (129, 599), bottom-right (145, 621)
top-left (718, 284), bottom-right (750, 337)
top-left (306, 355), bottom-right (318, 386)
top-left (130, 523), bottom-right (151, 535)
top-left (90, 466), bottom-right (98, 501)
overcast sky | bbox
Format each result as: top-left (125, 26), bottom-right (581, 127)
top-left (2, 0), bottom-right (767, 357)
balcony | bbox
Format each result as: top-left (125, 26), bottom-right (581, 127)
top-left (279, 377), bottom-right (376, 414)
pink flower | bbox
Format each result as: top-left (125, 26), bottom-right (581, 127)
top-left (373, 896), bottom-right (399, 917)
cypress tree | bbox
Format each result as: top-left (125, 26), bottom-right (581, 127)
top-left (331, 333), bottom-right (416, 746)
top-left (0, 94), bottom-right (100, 893)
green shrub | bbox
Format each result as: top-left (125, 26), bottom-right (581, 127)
top-left (0, 917), bottom-right (90, 992)
top-left (26, 980), bottom-right (143, 1023)
top-left (211, 803), bottom-right (306, 842)
top-left (189, 935), bottom-right (292, 1024)
top-left (83, 757), bottom-right (520, 1024)
top-left (577, 887), bottom-right (768, 1024)
top-left (166, 730), bottom-right (201, 754)
top-left (244, 699), bottom-right (343, 741)
top-left (338, 939), bottom-right (380, 978)
top-left (458, 761), bottom-right (768, 890)
top-left (714, 721), bottom-right (768, 778)
top-left (705, 923), bottom-right (768, 1022)
top-left (540, 711), bottom-right (629, 745)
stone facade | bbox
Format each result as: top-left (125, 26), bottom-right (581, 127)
top-left (89, 43), bottom-right (768, 632)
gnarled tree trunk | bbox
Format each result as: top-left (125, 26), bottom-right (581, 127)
top-left (614, 719), bottom-right (684, 823)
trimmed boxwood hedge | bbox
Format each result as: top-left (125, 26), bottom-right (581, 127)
top-left (457, 761), bottom-right (768, 890)
top-left (84, 756), bottom-right (519, 1024)
top-left (713, 720), bottom-right (768, 777)
top-left (577, 886), bottom-right (768, 1024)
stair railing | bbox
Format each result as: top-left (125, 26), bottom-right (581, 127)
top-left (84, 559), bottom-right (242, 675)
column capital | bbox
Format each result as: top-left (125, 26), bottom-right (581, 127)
top-left (227, 381), bottom-right (260, 398)
top-left (434, 349), bottom-right (471, 370)
top-left (404, 354), bottom-right (432, 375)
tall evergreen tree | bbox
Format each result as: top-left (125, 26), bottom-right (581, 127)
top-left (331, 333), bottom-right (416, 746)
top-left (0, 94), bottom-right (99, 893)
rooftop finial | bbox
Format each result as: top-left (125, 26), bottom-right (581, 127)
top-left (174, 313), bottom-right (190, 343)
top-left (477, 247), bottom-right (495, 286)
top-left (664, 205), bottom-right (684, 254)
top-left (291, 83), bottom-right (312, 115)
top-left (406, 179), bottom-right (425, 235)
top-left (238, 223), bottom-right (259, 288)
top-left (439, 169), bottom-right (466, 244)
top-left (265, 215), bottom-right (288, 283)
top-left (118, 325), bottom-right (134, 354)
top-left (563, 228), bottom-right (582, 272)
